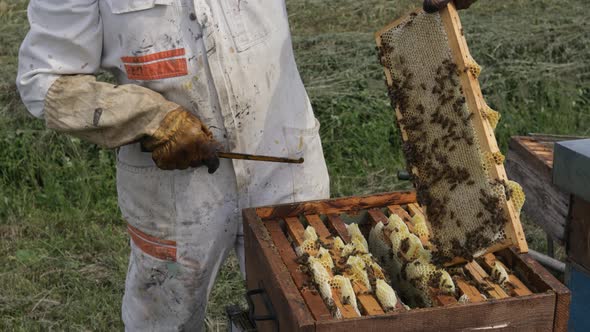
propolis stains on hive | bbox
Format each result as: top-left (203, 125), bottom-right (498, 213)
top-left (375, 4), bottom-right (528, 264)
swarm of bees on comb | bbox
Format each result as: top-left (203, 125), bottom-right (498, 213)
top-left (376, 8), bottom-right (526, 265)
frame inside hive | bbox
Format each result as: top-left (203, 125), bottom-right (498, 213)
top-left (258, 199), bottom-right (535, 319)
top-left (244, 192), bottom-right (570, 330)
top-left (375, 3), bottom-right (528, 264)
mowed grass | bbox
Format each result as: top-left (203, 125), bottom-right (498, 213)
top-left (0, 0), bottom-right (588, 330)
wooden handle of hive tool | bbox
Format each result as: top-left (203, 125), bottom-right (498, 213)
top-left (218, 151), bottom-right (304, 164)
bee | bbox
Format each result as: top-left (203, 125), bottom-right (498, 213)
top-left (315, 238), bottom-right (323, 248)
top-left (448, 118), bottom-right (457, 128)
top-left (463, 112), bottom-right (475, 125)
top-left (431, 138), bottom-right (440, 149)
top-left (505, 186), bottom-right (514, 201)
top-left (416, 104), bottom-right (426, 114)
top-left (342, 295), bottom-right (351, 305)
top-left (300, 265), bottom-right (310, 274)
top-left (449, 145), bottom-right (457, 152)
top-left (476, 211), bottom-right (484, 218)
top-left (295, 253), bottom-right (310, 265)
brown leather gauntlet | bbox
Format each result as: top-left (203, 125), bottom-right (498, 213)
top-left (141, 108), bottom-right (220, 173)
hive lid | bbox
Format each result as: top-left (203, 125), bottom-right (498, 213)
top-left (375, 3), bottom-right (528, 265)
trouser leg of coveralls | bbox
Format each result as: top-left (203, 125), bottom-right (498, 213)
top-left (118, 159), bottom-right (240, 332)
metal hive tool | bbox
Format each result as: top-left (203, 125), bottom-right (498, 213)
top-left (375, 3), bottom-right (528, 265)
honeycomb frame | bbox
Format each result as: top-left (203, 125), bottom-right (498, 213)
top-left (375, 3), bottom-right (527, 264)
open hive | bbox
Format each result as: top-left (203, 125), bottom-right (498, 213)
top-left (375, 3), bottom-right (528, 264)
top-left (242, 5), bottom-right (569, 331)
top-left (244, 192), bottom-right (570, 331)
top-left (260, 198), bottom-right (531, 317)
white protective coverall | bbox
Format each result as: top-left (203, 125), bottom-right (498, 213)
top-left (17, 0), bottom-right (330, 330)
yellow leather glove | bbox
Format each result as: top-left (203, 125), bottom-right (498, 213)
top-left (141, 108), bottom-right (220, 173)
top-left (423, 0), bottom-right (476, 13)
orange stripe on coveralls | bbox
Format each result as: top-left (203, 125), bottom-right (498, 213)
top-left (121, 48), bottom-right (186, 63)
top-left (124, 58), bottom-right (188, 80)
top-left (127, 225), bottom-right (177, 261)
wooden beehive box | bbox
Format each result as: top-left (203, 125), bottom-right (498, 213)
top-left (506, 135), bottom-right (581, 245)
top-left (243, 191), bottom-right (570, 331)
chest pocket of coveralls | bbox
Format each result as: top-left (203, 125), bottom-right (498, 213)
top-left (219, 0), bottom-right (271, 52)
top-left (106, 0), bottom-right (174, 13)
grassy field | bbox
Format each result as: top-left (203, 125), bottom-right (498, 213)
top-left (1, 0), bottom-right (588, 330)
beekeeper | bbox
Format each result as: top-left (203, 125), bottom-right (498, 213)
top-left (17, 0), bottom-right (473, 330)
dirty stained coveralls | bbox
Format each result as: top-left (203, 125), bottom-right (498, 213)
top-left (17, 0), bottom-right (330, 330)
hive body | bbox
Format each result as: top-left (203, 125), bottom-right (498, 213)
top-left (244, 190), bottom-right (568, 327)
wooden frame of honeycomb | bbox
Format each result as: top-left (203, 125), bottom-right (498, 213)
top-left (375, 3), bottom-right (528, 264)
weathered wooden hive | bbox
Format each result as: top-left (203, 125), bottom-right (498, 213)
top-left (244, 192), bottom-right (569, 331)
top-left (243, 4), bottom-right (570, 331)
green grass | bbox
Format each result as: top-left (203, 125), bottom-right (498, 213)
top-left (1, 0), bottom-right (588, 330)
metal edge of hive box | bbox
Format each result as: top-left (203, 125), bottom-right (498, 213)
top-left (243, 191), bottom-right (570, 331)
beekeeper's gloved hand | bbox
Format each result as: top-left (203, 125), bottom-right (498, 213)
top-left (141, 108), bottom-right (220, 173)
top-left (41, 75), bottom-right (220, 173)
top-left (423, 0), bottom-right (476, 13)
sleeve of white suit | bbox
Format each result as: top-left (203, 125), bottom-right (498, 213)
top-left (16, 0), bottom-right (179, 148)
